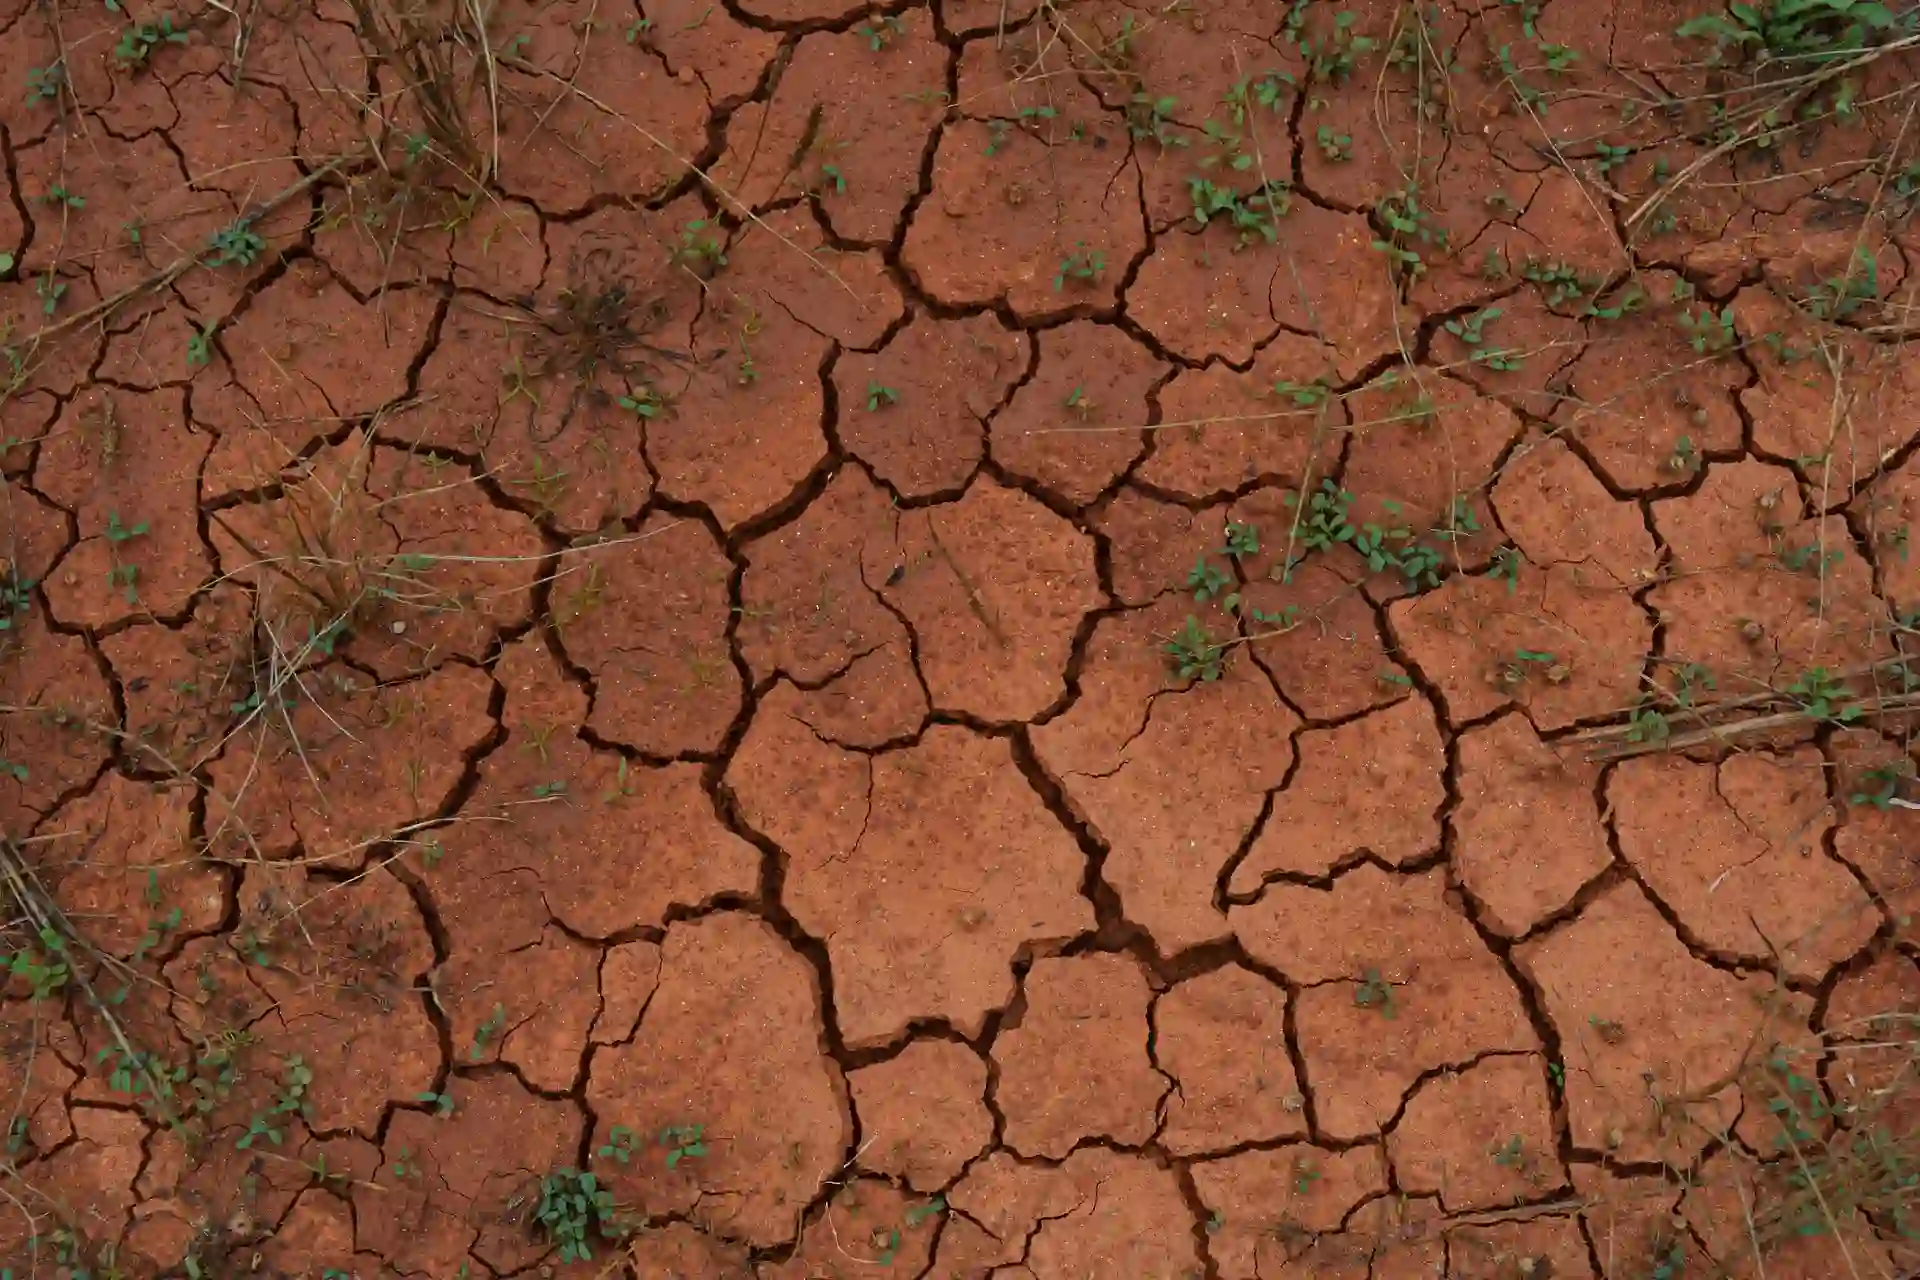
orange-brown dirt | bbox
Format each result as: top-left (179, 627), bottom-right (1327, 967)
top-left (2, 0), bottom-right (1920, 1276)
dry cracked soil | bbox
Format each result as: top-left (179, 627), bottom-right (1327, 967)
top-left (2, 0), bottom-right (1920, 1276)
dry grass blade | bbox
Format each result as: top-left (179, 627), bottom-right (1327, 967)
top-left (345, 0), bottom-right (494, 183)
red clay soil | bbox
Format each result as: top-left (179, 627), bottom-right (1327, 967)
top-left (3, 0), bottom-right (1920, 1277)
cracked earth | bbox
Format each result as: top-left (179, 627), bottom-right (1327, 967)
top-left (3, 0), bottom-right (1920, 1275)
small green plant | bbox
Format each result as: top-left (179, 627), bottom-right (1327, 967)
top-left (1288, 479), bottom-right (1355, 554)
top-left (1297, 9), bottom-right (1378, 86)
top-left (1805, 247), bottom-right (1879, 319)
top-left (1444, 306), bottom-right (1512, 366)
top-left (596, 1125), bottom-right (639, 1164)
top-left (186, 320), bottom-right (217, 370)
top-left (206, 220), bottom-right (265, 268)
top-left (1850, 760), bottom-right (1913, 808)
top-left (659, 1123), bottom-right (708, 1168)
top-left (1354, 967), bottom-right (1397, 1018)
top-left (1677, 0), bottom-right (1910, 66)
top-left (1165, 615), bottom-right (1226, 682)
top-left (104, 511), bottom-right (149, 543)
top-left (1486, 545), bottom-right (1524, 593)
top-left (1786, 667), bottom-right (1862, 724)
top-left (1186, 556), bottom-right (1236, 608)
top-left (535, 1168), bottom-right (628, 1263)
top-left (1315, 125), bottom-right (1352, 161)
top-left (1667, 434), bottom-right (1700, 476)
top-left (39, 186), bottom-right (84, 209)
top-left (864, 381), bottom-right (899, 411)
top-left (25, 64), bottom-right (65, 104)
top-left (854, 14), bottom-right (905, 51)
top-left (1221, 521), bottom-right (1260, 559)
top-left (617, 385), bottom-right (665, 418)
top-left (1053, 243), bottom-right (1105, 291)
top-left (36, 272), bottom-right (66, 317)
top-left (1272, 378), bottom-right (1333, 408)
top-left (5, 927), bottom-right (70, 1000)
top-left (670, 219), bottom-right (727, 275)
top-left (1627, 702), bottom-right (1671, 745)
top-left (1594, 141), bottom-right (1632, 174)
top-left (1678, 305), bottom-right (1737, 354)
top-left (113, 15), bottom-right (189, 69)
top-left (1490, 1135), bottom-right (1527, 1168)
top-left (416, 1090), bottom-right (456, 1117)
top-left (469, 1002), bottom-right (506, 1060)
top-left (1372, 184), bottom-right (1446, 283)
top-left (1188, 177), bottom-right (1291, 245)
top-left (1521, 257), bottom-right (1598, 309)
top-left (237, 1055), bottom-right (313, 1150)
top-left (1126, 94), bottom-right (1186, 146)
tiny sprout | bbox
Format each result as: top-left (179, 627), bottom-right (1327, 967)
top-left (865, 381), bottom-right (899, 411)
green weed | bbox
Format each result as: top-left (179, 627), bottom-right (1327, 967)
top-left (1165, 615), bottom-right (1227, 682)
top-left (1054, 243), bottom-right (1106, 291)
top-left (113, 15), bottom-right (189, 69)
top-left (206, 220), bottom-right (265, 268)
top-left (1678, 0), bottom-right (1911, 66)
top-left (534, 1168), bottom-right (629, 1263)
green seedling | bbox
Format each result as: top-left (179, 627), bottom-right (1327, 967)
top-left (1786, 667), bottom-right (1862, 724)
top-left (206, 220), bottom-right (265, 268)
top-left (114, 15), bottom-right (190, 69)
top-left (1806, 247), bottom-right (1879, 319)
top-left (1372, 185), bottom-right (1446, 283)
top-left (1594, 141), bottom-right (1632, 174)
top-left (416, 1090), bottom-right (456, 1117)
top-left (818, 162), bottom-right (846, 194)
top-left (1850, 761), bottom-right (1913, 809)
top-left (1272, 378), bottom-right (1332, 408)
top-left (1627, 702), bottom-right (1670, 744)
top-left (597, 1125), bottom-right (638, 1164)
top-left (1315, 125), bottom-right (1353, 160)
top-left (1678, 305), bottom-right (1737, 354)
top-left (535, 1168), bottom-right (628, 1263)
top-left (1490, 1135), bottom-right (1527, 1168)
top-left (39, 186), bottom-right (83, 208)
top-left (1221, 521), bottom-right (1260, 559)
top-left (1667, 435), bottom-right (1699, 475)
top-left (1588, 1014), bottom-right (1628, 1045)
top-left (1054, 243), bottom-right (1105, 291)
top-left (104, 512), bottom-right (149, 543)
top-left (5, 927), bottom-right (69, 1000)
top-left (1126, 94), bottom-right (1186, 146)
top-left (1486, 545), bottom-right (1524, 593)
top-left (25, 65), bottom-right (65, 104)
top-left (660, 1123), bottom-right (709, 1168)
top-left (1188, 177), bottom-right (1291, 245)
top-left (35, 272), bottom-right (66, 317)
top-left (854, 14), bottom-right (906, 50)
top-left (1296, 8), bottom-right (1378, 86)
top-left (1186, 556), bottom-right (1235, 607)
top-left (864, 381), bottom-right (899, 411)
top-left (617, 385), bottom-right (665, 418)
top-left (670, 219), bottom-right (727, 275)
top-left (469, 1002), bottom-right (507, 1060)
top-left (1064, 385), bottom-right (1092, 417)
top-left (1678, 0), bottom-right (1909, 66)
top-left (1165, 615), bottom-right (1226, 682)
top-left (1354, 967), bottom-right (1397, 1018)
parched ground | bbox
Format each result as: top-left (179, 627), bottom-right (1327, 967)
top-left (2, 0), bottom-right (1920, 1276)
